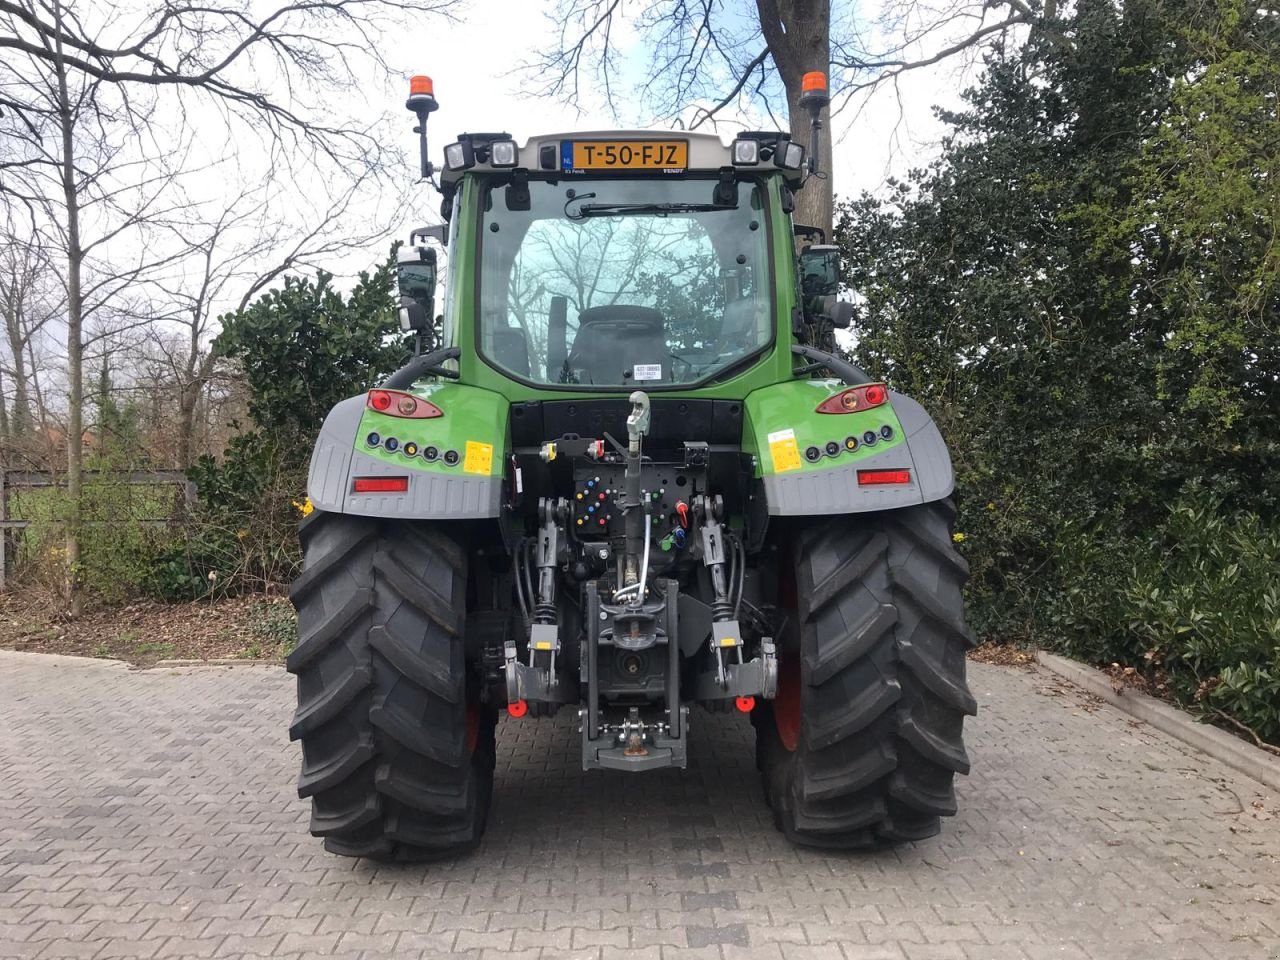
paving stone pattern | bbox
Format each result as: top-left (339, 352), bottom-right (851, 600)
top-left (1, 651), bottom-right (1278, 960)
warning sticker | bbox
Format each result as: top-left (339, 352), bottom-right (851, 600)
top-left (633, 363), bottom-right (662, 381)
top-left (767, 428), bottom-right (802, 473)
top-left (463, 440), bottom-right (494, 475)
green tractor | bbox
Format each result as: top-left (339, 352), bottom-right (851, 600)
top-left (287, 72), bottom-right (976, 860)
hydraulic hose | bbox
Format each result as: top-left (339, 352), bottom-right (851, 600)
top-left (732, 536), bottom-right (745, 620)
top-left (381, 346), bottom-right (461, 390)
top-left (791, 344), bottom-right (871, 386)
top-left (614, 513), bottom-right (652, 605)
top-left (513, 538), bottom-right (530, 622)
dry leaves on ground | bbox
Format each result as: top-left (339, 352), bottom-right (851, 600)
top-left (969, 642), bottom-right (1037, 668)
top-left (0, 591), bottom-right (296, 666)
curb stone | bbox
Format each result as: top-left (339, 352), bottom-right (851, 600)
top-left (1037, 651), bottom-right (1280, 793)
top-left (0, 648), bottom-right (129, 668)
top-left (152, 658), bottom-right (284, 669)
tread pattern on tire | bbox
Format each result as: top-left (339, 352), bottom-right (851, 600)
top-left (288, 511), bottom-right (494, 861)
top-left (760, 499), bottom-right (976, 848)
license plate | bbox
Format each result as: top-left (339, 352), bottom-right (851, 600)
top-left (562, 140), bottom-right (687, 172)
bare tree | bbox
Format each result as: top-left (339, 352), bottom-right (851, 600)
top-left (0, 0), bottom-right (453, 614)
top-left (528, 0), bottom-right (1039, 236)
top-left (0, 220), bottom-right (62, 442)
top-left (147, 171), bottom-right (393, 469)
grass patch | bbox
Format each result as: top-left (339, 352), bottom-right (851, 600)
top-left (134, 641), bottom-right (175, 657)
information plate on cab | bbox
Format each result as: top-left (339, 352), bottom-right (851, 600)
top-left (562, 140), bottom-right (688, 172)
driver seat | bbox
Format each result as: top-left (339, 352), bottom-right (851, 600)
top-left (568, 305), bottom-right (666, 383)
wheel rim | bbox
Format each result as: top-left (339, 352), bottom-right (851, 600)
top-left (773, 540), bottom-right (802, 752)
top-left (774, 652), bottom-right (801, 752)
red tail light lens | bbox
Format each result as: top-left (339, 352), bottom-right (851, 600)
top-left (816, 383), bottom-right (889, 414)
top-left (857, 469), bottom-right (911, 486)
top-left (352, 476), bottom-right (409, 493)
top-left (366, 389), bottom-right (443, 419)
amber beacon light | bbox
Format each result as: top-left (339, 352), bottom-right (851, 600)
top-left (406, 74), bottom-right (439, 180)
top-left (798, 71), bottom-right (830, 176)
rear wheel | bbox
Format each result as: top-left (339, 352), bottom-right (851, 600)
top-left (758, 500), bottom-right (976, 848)
top-left (287, 511), bottom-right (495, 860)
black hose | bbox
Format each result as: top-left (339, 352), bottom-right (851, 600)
top-left (513, 538), bottom-right (530, 622)
top-left (381, 346), bottom-right (461, 389)
top-left (791, 344), bottom-right (871, 386)
top-left (522, 539), bottom-right (538, 624)
top-left (726, 534), bottom-right (737, 612)
top-left (732, 536), bottom-right (746, 621)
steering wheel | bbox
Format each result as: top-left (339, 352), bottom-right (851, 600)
top-left (668, 346), bottom-right (721, 380)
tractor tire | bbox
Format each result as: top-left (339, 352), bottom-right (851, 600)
top-left (286, 510), bottom-right (495, 861)
top-left (758, 499), bottom-right (976, 848)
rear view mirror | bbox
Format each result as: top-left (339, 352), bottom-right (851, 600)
top-left (826, 298), bottom-right (855, 330)
top-left (397, 245), bottom-right (437, 333)
top-left (799, 244), bottom-right (840, 297)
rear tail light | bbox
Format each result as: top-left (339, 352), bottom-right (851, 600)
top-left (816, 383), bottom-right (888, 414)
top-left (367, 389), bottom-right (443, 419)
top-left (857, 469), bottom-right (911, 486)
top-left (352, 476), bottom-right (409, 494)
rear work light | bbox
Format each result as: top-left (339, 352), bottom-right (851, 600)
top-left (353, 476), bottom-right (409, 494)
top-left (816, 383), bottom-right (888, 414)
top-left (857, 469), bottom-right (911, 486)
top-left (488, 139), bottom-right (518, 166)
top-left (367, 389), bottom-right (443, 419)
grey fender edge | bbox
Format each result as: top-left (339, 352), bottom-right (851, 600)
top-left (307, 394), bottom-right (502, 519)
top-left (762, 391), bottom-right (954, 515)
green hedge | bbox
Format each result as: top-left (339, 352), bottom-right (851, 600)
top-left (1039, 494), bottom-right (1280, 743)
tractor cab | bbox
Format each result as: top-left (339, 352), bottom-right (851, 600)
top-left (424, 128), bottom-right (822, 397)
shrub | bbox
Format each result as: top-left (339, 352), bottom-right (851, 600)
top-left (1045, 493), bottom-right (1280, 744)
top-left (11, 479), bottom-right (184, 603)
top-left (147, 432), bottom-right (305, 600)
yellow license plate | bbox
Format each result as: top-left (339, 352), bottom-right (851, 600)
top-left (565, 140), bottom-right (687, 172)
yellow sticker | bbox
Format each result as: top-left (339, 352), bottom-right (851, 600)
top-left (463, 440), bottom-right (494, 475)
top-left (767, 428), bottom-right (802, 473)
top-left (719, 637), bottom-right (739, 647)
top-left (534, 641), bottom-right (553, 651)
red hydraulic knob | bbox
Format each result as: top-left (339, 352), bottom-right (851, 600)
top-left (507, 699), bottom-right (528, 718)
top-left (675, 501), bottom-right (689, 529)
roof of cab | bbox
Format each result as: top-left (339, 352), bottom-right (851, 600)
top-left (438, 129), bottom-right (804, 186)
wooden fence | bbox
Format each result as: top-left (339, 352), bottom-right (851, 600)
top-left (0, 469), bottom-right (197, 590)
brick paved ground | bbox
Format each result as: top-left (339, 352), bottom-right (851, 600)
top-left (1, 651), bottom-right (1277, 960)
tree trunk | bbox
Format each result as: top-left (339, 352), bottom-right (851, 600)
top-left (1, 273), bottom-right (34, 437)
top-left (0, 367), bottom-right (10, 465)
top-left (176, 381), bottom-right (198, 469)
top-left (53, 0), bottom-right (84, 617)
top-left (758, 0), bottom-right (833, 239)
top-left (787, 94), bottom-right (834, 240)
top-left (176, 345), bottom-right (217, 469)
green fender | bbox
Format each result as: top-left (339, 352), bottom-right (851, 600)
top-left (307, 382), bottom-right (509, 519)
top-left (743, 379), bottom-right (954, 515)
